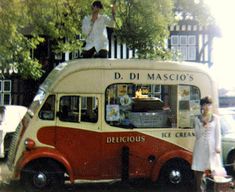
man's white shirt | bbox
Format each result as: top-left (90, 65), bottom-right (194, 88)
top-left (82, 14), bottom-right (115, 52)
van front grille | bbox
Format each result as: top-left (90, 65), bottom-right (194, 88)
top-left (7, 124), bottom-right (21, 171)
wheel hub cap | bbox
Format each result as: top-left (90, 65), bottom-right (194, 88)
top-left (169, 170), bottom-right (181, 184)
top-left (33, 172), bottom-right (47, 188)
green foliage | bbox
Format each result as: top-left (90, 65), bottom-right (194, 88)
top-left (0, 0), bottom-right (87, 79)
top-left (0, 0), bottom-right (215, 79)
top-left (0, 0), bottom-right (43, 79)
top-left (115, 0), bottom-right (174, 59)
top-left (24, 0), bottom-right (83, 40)
top-left (174, 0), bottom-right (215, 25)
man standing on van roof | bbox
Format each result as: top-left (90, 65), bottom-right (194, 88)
top-left (82, 1), bottom-right (116, 58)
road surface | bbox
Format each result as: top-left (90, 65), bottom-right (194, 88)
top-left (0, 159), bottom-right (195, 192)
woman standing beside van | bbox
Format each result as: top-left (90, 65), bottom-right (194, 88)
top-left (192, 96), bottom-right (223, 191)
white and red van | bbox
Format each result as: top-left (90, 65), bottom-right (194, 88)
top-left (7, 59), bottom-right (218, 191)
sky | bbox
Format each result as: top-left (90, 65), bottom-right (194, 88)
top-left (204, 0), bottom-right (235, 89)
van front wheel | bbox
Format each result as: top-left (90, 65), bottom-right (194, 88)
top-left (21, 159), bottom-right (65, 192)
top-left (159, 158), bottom-right (194, 187)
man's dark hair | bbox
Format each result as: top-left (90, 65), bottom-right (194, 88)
top-left (200, 96), bottom-right (213, 106)
top-left (92, 1), bottom-right (103, 9)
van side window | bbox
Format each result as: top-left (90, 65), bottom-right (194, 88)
top-left (59, 96), bottom-right (79, 122)
top-left (81, 97), bottom-right (98, 123)
top-left (105, 84), bottom-right (201, 129)
top-left (105, 84), bottom-right (177, 128)
top-left (58, 96), bottom-right (98, 123)
top-left (178, 85), bottom-right (201, 128)
top-left (39, 95), bottom-right (55, 120)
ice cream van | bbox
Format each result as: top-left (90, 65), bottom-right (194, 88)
top-left (7, 59), bottom-right (218, 191)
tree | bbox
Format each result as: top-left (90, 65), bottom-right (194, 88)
top-left (0, 0), bottom-right (43, 79)
top-left (115, 0), bottom-right (215, 59)
top-left (0, 0), bottom-right (87, 79)
top-left (115, 0), bottom-right (174, 59)
top-left (0, 0), bottom-right (214, 79)
top-left (173, 0), bottom-right (215, 25)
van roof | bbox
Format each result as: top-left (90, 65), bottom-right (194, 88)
top-left (60, 59), bottom-right (209, 71)
top-left (40, 59), bottom-right (211, 93)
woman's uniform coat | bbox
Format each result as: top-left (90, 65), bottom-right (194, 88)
top-left (192, 114), bottom-right (222, 172)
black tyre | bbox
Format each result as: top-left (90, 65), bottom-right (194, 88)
top-left (227, 152), bottom-right (235, 176)
top-left (21, 159), bottom-right (65, 192)
top-left (160, 158), bottom-right (194, 187)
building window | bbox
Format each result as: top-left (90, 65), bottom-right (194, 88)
top-left (0, 80), bottom-right (11, 105)
top-left (171, 35), bottom-right (196, 61)
top-left (55, 53), bottom-right (63, 60)
top-left (72, 52), bottom-right (79, 59)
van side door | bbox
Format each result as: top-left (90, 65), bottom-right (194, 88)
top-left (55, 94), bottom-right (102, 179)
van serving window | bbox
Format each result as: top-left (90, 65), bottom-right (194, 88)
top-left (178, 85), bottom-right (201, 128)
top-left (105, 84), bottom-right (201, 129)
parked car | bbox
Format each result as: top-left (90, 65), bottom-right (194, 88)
top-left (0, 105), bottom-right (27, 159)
top-left (220, 107), bottom-right (235, 175)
